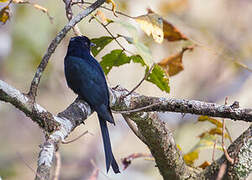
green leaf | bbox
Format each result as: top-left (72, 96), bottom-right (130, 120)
top-left (146, 64), bottom-right (170, 93)
top-left (90, 36), bottom-right (113, 57)
top-left (131, 55), bottom-right (146, 66)
top-left (100, 49), bottom-right (131, 75)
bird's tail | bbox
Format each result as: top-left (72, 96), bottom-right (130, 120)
top-left (98, 115), bottom-right (120, 173)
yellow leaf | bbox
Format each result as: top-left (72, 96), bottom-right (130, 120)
top-left (134, 12), bottom-right (164, 44)
top-left (0, 0), bottom-right (8, 2)
top-left (0, 5), bottom-right (10, 24)
top-left (198, 115), bottom-right (223, 128)
top-left (183, 150), bottom-right (199, 166)
top-left (158, 46), bottom-right (193, 76)
top-left (198, 161), bottom-right (211, 169)
top-left (106, 0), bottom-right (117, 17)
top-left (177, 144), bottom-right (182, 151)
top-left (163, 19), bottom-right (188, 41)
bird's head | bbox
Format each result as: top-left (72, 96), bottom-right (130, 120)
top-left (69, 36), bottom-right (95, 51)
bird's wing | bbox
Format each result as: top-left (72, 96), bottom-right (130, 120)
top-left (65, 56), bottom-right (109, 108)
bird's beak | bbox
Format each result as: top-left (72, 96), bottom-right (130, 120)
top-left (90, 42), bottom-right (96, 47)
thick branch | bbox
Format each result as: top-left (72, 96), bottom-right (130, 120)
top-left (28, 0), bottom-right (106, 99)
top-left (113, 89), bottom-right (252, 122)
top-left (201, 125), bottom-right (252, 180)
top-left (1, 81), bottom-right (251, 179)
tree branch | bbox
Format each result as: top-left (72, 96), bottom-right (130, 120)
top-left (28, 0), bottom-right (106, 100)
top-left (111, 87), bottom-right (252, 122)
top-left (1, 81), bottom-right (251, 179)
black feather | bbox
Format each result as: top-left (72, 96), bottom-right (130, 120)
top-left (64, 36), bottom-right (120, 173)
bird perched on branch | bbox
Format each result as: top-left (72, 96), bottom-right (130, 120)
top-left (64, 36), bottom-right (120, 173)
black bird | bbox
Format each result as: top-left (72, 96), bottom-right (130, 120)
top-left (64, 36), bottom-right (120, 173)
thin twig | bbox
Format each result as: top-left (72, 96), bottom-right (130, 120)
top-left (73, 1), bottom-right (134, 19)
top-left (212, 139), bottom-right (217, 162)
top-left (28, 0), bottom-right (106, 100)
top-left (62, 130), bottom-right (89, 144)
top-left (16, 152), bottom-right (44, 180)
top-left (216, 162), bottom-right (227, 180)
top-left (221, 97), bottom-right (234, 164)
top-left (52, 151), bottom-right (61, 180)
top-left (114, 101), bottom-right (162, 114)
top-left (124, 63), bottom-right (155, 97)
top-left (63, 0), bottom-right (82, 36)
top-left (122, 115), bottom-right (146, 143)
top-left (90, 160), bottom-right (110, 179)
top-left (121, 153), bottom-right (152, 170)
top-left (81, 6), bottom-right (134, 55)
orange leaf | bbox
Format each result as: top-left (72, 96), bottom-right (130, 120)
top-left (158, 46), bottom-right (193, 76)
top-left (163, 19), bottom-right (188, 41)
top-left (134, 12), bottom-right (164, 44)
top-left (0, 5), bottom-right (10, 24)
top-left (198, 161), bottom-right (211, 169)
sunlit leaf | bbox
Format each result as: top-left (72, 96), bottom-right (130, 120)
top-left (106, 0), bottom-right (117, 17)
top-left (0, 0), bottom-right (8, 2)
top-left (131, 55), bottom-right (146, 66)
top-left (198, 116), bottom-right (222, 128)
top-left (100, 49), bottom-right (131, 75)
top-left (95, 10), bottom-right (113, 24)
top-left (194, 134), bottom-right (222, 151)
top-left (183, 150), bottom-right (199, 166)
top-left (134, 12), bottom-right (164, 43)
top-left (0, 5), bottom-right (10, 24)
top-left (198, 161), bottom-right (211, 169)
top-left (117, 21), bottom-right (153, 66)
top-left (146, 64), bottom-right (170, 93)
top-left (158, 46), bottom-right (193, 76)
top-left (91, 36), bottom-right (114, 57)
top-left (163, 19), bottom-right (188, 41)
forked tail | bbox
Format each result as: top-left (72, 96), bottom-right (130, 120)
top-left (98, 115), bottom-right (120, 173)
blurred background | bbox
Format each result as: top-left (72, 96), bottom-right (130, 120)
top-left (0, 0), bottom-right (252, 179)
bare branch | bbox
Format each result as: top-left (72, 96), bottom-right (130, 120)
top-left (111, 86), bottom-right (252, 122)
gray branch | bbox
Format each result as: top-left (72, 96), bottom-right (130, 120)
top-left (1, 80), bottom-right (251, 179)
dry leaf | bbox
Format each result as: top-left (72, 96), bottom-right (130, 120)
top-left (0, 6), bottom-right (10, 24)
top-left (135, 12), bottom-right (164, 44)
top-left (106, 0), bottom-right (117, 17)
top-left (96, 10), bottom-right (107, 24)
top-left (198, 116), bottom-right (222, 128)
top-left (33, 4), bottom-right (47, 13)
top-left (158, 46), bottom-right (193, 76)
top-left (198, 161), bottom-right (211, 169)
top-left (183, 150), bottom-right (199, 166)
top-left (163, 19), bottom-right (188, 41)
top-left (95, 10), bottom-right (113, 24)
